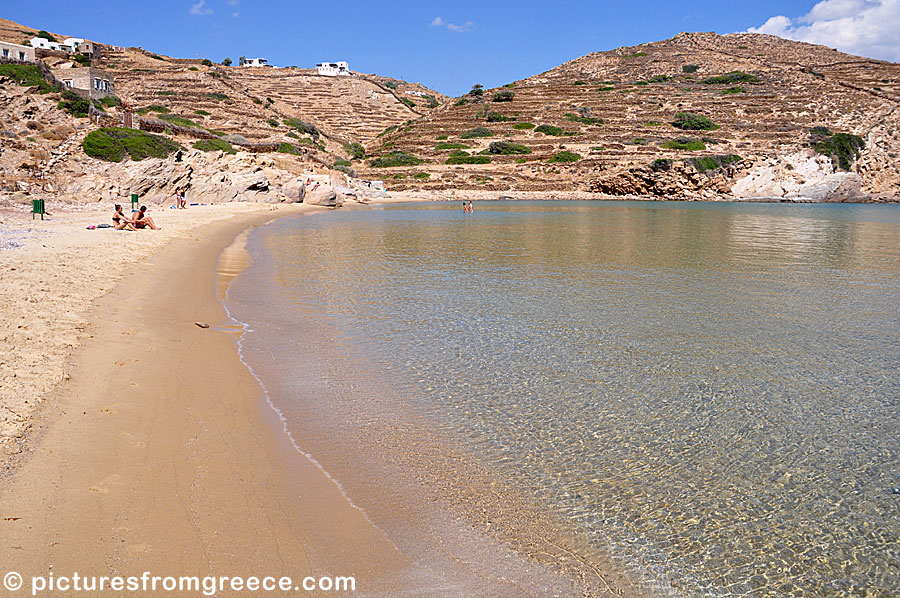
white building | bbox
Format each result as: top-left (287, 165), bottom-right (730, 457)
top-left (240, 57), bottom-right (269, 67)
top-left (30, 37), bottom-right (64, 51)
top-left (316, 61), bottom-right (349, 76)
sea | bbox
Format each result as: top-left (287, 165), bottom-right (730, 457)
top-left (223, 200), bottom-right (900, 597)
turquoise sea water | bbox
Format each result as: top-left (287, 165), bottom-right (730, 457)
top-left (226, 201), bottom-right (900, 597)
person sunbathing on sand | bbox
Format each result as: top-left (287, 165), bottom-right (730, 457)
top-left (112, 204), bottom-right (135, 231)
top-left (133, 206), bottom-right (161, 230)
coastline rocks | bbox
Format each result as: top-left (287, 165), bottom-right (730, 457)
top-left (732, 152), bottom-right (870, 202)
top-left (282, 179), bottom-right (307, 203)
top-left (304, 185), bottom-right (342, 207)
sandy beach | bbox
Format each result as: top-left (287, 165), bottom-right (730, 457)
top-left (0, 199), bottom-right (611, 596)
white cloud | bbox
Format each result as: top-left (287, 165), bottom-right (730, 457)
top-left (429, 16), bottom-right (474, 32)
top-left (190, 0), bottom-right (212, 15)
top-left (747, 0), bottom-right (900, 62)
top-left (232, 11), bottom-right (239, 18)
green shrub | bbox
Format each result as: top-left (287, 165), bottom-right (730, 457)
top-left (651, 158), bottom-right (673, 171)
top-left (72, 53), bottom-right (91, 67)
top-left (468, 84), bottom-right (484, 96)
top-left (334, 164), bottom-right (355, 176)
top-left (149, 54), bottom-right (165, 61)
top-left (682, 65), bottom-right (699, 73)
top-left (515, 158), bottom-right (529, 164)
top-left (461, 127), bottom-right (494, 139)
top-left (647, 74), bottom-right (672, 83)
top-left (189, 66), bottom-right (199, 71)
top-left (492, 89), bottom-right (515, 102)
top-left (455, 98), bottom-right (469, 106)
top-left (0, 64), bottom-right (53, 92)
top-left (194, 109), bottom-right (210, 116)
top-left (157, 113), bottom-right (204, 129)
top-left (58, 90), bottom-right (91, 117)
top-left (267, 117), bottom-right (279, 127)
top-left (810, 130), bottom-right (865, 171)
top-left (222, 57), bottom-right (232, 66)
top-left (294, 137), bottom-right (324, 150)
top-left (503, 83), bottom-right (515, 88)
top-left (622, 52), bottom-right (648, 59)
top-left (721, 86), bottom-right (746, 95)
top-left (590, 146), bottom-right (604, 153)
top-left (400, 97), bottom-right (416, 108)
top-left (201, 58), bottom-right (213, 66)
top-left (701, 71), bottom-right (760, 85)
top-left (370, 151), bottom-right (424, 167)
top-left (193, 138), bottom-right (237, 154)
top-left (413, 172), bottom-right (430, 179)
top-left (672, 112), bottom-right (718, 130)
top-left (283, 118), bottom-right (320, 139)
top-left (597, 86), bottom-right (616, 92)
top-left (628, 138), bottom-right (649, 145)
top-left (685, 154), bottom-right (742, 171)
top-left (378, 125), bottom-right (397, 137)
top-left (485, 111), bottom-right (515, 122)
top-left (436, 134), bottom-right (448, 140)
top-left (435, 142), bottom-right (469, 150)
top-left (487, 141), bottom-right (531, 155)
top-left (547, 151), bottom-right (581, 163)
top-left (83, 128), bottom-right (180, 162)
top-left (36, 30), bottom-right (57, 42)
top-left (564, 113), bottom-right (603, 126)
top-left (384, 81), bottom-right (398, 90)
top-left (661, 137), bottom-right (706, 151)
top-left (634, 81), bottom-right (649, 86)
top-left (334, 158), bottom-right (352, 168)
top-left (449, 150), bottom-right (470, 156)
top-left (137, 105), bottom-right (171, 115)
top-left (512, 122), bottom-right (535, 130)
top-left (205, 92), bottom-right (229, 101)
top-left (810, 126), bottom-right (833, 137)
top-left (157, 90), bottom-right (176, 96)
top-left (277, 142), bottom-right (301, 155)
top-left (646, 121), bottom-right (662, 126)
top-left (98, 95), bottom-right (122, 108)
top-left (534, 124), bottom-right (564, 136)
top-left (446, 155), bottom-right (491, 164)
top-left (344, 142), bottom-right (366, 159)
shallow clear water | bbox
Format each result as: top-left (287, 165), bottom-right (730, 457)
top-left (229, 201), bottom-right (900, 597)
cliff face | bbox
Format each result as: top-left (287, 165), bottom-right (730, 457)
top-left (360, 32), bottom-right (900, 201)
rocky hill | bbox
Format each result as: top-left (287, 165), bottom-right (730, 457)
top-left (0, 17), bottom-right (446, 157)
top-left (358, 32), bottom-right (900, 201)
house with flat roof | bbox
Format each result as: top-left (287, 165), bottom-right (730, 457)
top-left (0, 41), bottom-right (36, 63)
top-left (51, 66), bottom-right (115, 99)
top-left (240, 57), bottom-right (269, 67)
top-left (29, 36), bottom-right (101, 59)
top-left (316, 61), bottom-right (349, 76)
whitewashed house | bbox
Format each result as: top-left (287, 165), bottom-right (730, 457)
top-left (240, 57), bottom-right (269, 67)
top-left (30, 37), bottom-right (64, 51)
top-left (316, 61), bottom-right (349, 76)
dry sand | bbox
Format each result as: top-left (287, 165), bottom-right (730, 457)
top-left (0, 199), bottom-right (609, 596)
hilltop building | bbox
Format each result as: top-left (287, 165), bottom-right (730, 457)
top-left (51, 66), bottom-right (115, 99)
top-left (240, 57), bottom-right (269, 67)
top-left (0, 41), bottom-right (35, 63)
top-left (29, 37), bottom-right (101, 59)
top-left (316, 61), bottom-right (349, 76)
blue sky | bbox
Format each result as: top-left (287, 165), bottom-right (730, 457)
top-left (5, 1), bottom-right (898, 96)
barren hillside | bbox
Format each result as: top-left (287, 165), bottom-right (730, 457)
top-left (359, 32), bottom-right (900, 200)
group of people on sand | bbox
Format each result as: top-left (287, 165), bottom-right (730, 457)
top-left (462, 200), bottom-right (475, 213)
top-left (113, 204), bottom-right (160, 231)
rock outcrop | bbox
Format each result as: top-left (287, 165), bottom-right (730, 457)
top-left (731, 152), bottom-right (869, 202)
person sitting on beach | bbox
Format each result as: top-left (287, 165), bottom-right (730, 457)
top-left (112, 205), bottom-right (135, 231)
top-left (133, 206), bottom-right (161, 230)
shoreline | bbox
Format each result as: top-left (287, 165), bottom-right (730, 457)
top-left (0, 203), bottom-right (425, 593)
top-left (0, 200), bottom-right (615, 596)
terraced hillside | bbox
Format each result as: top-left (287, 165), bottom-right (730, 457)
top-left (359, 32), bottom-right (900, 199)
top-left (97, 47), bottom-right (446, 153)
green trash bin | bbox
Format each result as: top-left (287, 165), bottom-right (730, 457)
top-left (32, 198), bottom-right (45, 220)
top-left (131, 193), bottom-right (139, 210)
